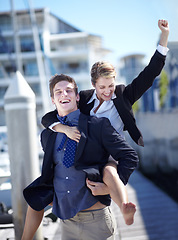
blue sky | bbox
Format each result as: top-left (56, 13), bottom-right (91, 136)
top-left (0, 0), bottom-right (178, 64)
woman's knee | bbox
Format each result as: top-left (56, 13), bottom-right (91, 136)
top-left (103, 164), bottom-right (117, 182)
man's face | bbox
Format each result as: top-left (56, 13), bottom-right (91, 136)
top-left (51, 81), bottom-right (79, 116)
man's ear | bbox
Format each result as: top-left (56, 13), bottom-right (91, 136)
top-left (76, 93), bottom-right (80, 102)
top-left (51, 97), bottom-right (55, 105)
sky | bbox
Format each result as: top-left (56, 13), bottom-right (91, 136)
top-left (0, 0), bottom-right (178, 64)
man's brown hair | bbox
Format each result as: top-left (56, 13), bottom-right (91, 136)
top-left (49, 74), bottom-right (78, 97)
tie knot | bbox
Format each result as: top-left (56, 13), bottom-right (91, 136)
top-left (57, 115), bottom-right (67, 124)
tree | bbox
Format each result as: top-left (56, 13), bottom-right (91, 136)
top-left (159, 70), bottom-right (169, 109)
top-left (132, 100), bottom-right (139, 113)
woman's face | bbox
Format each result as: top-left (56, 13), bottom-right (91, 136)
top-left (93, 76), bottom-right (116, 102)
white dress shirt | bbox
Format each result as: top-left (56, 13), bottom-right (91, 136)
top-left (88, 93), bottom-right (125, 139)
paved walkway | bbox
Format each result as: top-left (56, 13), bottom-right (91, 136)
top-left (1, 170), bottom-right (178, 239)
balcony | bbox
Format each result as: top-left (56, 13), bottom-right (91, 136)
top-left (49, 47), bottom-right (88, 59)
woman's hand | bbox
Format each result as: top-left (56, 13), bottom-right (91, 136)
top-left (53, 124), bottom-right (81, 142)
top-left (65, 126), bottom-right (81, 142)
top-left (158, 19), bottom-right (169, 47)
top-left (158, 19), bottom-right (169, 34)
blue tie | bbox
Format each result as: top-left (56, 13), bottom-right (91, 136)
top-left (57, 115), bottom-right (77, 168)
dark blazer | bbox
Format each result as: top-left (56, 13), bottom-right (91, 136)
top-left (23, 113), bottom-right (139, 211)
top-left (42, 50), bottom-right (166, 147)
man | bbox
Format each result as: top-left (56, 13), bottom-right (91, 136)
top-left (22, 74), bottom-right (138, 240)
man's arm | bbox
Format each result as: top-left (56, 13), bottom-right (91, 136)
top-left (86, 179), bottom-right (110, 195)
top-left (85, 117), bottom-right (138, 192)
top-left (101, 118), bottom-right (139, 185)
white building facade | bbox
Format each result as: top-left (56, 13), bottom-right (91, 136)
top-left (0, 8), bottom-right (111, 126)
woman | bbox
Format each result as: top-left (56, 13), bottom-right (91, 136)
top-left (41, 19), bottom-right (169, 225)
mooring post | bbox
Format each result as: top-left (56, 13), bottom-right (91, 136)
top-left (4, 71), bottom-right (43, 239)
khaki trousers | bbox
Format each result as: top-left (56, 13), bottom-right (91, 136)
top-left (61, 207), bottom-right (116, 240)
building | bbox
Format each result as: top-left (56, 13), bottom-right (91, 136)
top-left (119, 53), bottom-right (145, 85)
top-left (118, 43), bottom-right (178, 113)
top-left (0, 8), bottom-right (111, 126)
top-left (164, 42), bottom-right (178, 110)
top-left (118, 53), bottom-right (155, 112)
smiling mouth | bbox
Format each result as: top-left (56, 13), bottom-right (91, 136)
top-left (103, 93), bottom-right (111, 97)
top-left (60, 99), bottom-right (70, 104)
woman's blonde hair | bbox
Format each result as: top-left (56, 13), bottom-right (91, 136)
top-left (90, 61), bottom-right (116, 86)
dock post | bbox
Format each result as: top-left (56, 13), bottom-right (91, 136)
top-left (4, 71), bottom-right (43, 239)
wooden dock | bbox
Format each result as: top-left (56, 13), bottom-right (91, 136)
top-left (1, 170), bottom-right (178, 240)
top-left (113, 170), bottom-right (178, 240)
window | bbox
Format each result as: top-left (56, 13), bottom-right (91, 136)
top-left (18, 15), bottom-right (31, 30)
top-left (4, 65), bottom-right (16, 76)
top-left (58, 61), bottom-right (88, 74)
top-left (0, 69), bottom-right (4, 78)
top-left (68, 63), bottom-right (80, 72)
top-left (20, 37), bottom-right (35, 52)
top-left (23, 61), bottom-right (39, 76)
top-left (29, 83), bottom-right (41, 96)
top-left (0, 87), bottom-right (8, 99)
top-left (0, 37), bottom-right (14, 53)
top-left (0, 15), bottom-right (12, 31)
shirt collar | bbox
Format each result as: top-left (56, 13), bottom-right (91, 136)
top-left (57, 109), bottom-right (80, 126)
top-left (87, 90), bottom-right (116, 104)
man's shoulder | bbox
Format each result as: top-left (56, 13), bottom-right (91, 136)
top-left (41, 109), bottom-right (58, 126)
top-left (79, 113), bottom-right (110, 126)
top-left (41, 128), bottom-right (56, 150)
top-left (41, 128), bottom-right (54, 139)
top-left (80, 89), bottom-right (94, 96)
top-left (79, 89), bottom-right (94, 101)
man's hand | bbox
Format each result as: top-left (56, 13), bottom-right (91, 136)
top-left (86, 178), bottom-right (110, 196)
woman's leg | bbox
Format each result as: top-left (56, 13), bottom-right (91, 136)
top-left (21, 206), bottom-right (44, 240)
top-left (102, 161), bottom-right (136, 225)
